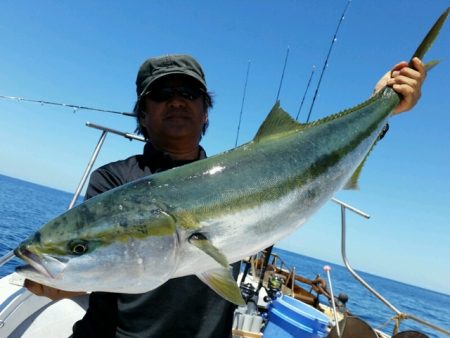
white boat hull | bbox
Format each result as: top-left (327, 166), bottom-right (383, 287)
top-left (0, 273), bottom-right (87, 338)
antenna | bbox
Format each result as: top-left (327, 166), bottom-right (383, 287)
top-left (295, 65), bottom-right (316, 121)
top-left (235, 60), bottom-right (251, 147)
top-left (305, 0), bottom-right (352, 123)
top-left (275, 46), bottom-right (290, 102)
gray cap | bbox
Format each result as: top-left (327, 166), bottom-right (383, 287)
top-left (136, 54), bottom-right (207, 98)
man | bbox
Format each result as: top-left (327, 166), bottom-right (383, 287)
top-left (25, 54), bottom-right (426, 337)
top-left (72, 54), bottom-right (241, 337)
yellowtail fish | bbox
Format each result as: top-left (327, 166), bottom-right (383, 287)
top-left (14, 8), bottom-right (449, 305)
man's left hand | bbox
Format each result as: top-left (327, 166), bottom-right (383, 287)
top-left (374, 57), bottom-right (426, 115)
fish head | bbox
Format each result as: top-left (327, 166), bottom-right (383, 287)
top-left (14, 229), bottom-right (117, 291)
top-left (14, 198), bottom-right (180, 293)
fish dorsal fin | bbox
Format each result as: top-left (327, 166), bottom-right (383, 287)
top-left (254, 101), bottom-right (304, 142)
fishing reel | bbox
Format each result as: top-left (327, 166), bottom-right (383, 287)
top-left (239, 283), bottom-right (259, 315)
top-left (264, 274), bottom-right (284, 302)
top-left (240, 283), bottom-right (257, 302)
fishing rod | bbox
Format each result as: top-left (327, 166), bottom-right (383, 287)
top-left (295, 65), bottom-right (316, 121)
top-left (275, 47), bottom-right (290, 102)
top-left (250, 46), bottom-right (293, 295)
top-left (0, 94), bottom-right (136, 269)
top-left (0, 95), bottom-right (135, 117)
top-left (235, 60), bottom-right (251, 147)
top-left (305, 0), bottom-right (352, 123)
top-left (235, 45), bottom-right (288, 146)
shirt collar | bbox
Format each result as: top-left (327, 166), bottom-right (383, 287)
top-left (143, 142), bottom-right (206, 173)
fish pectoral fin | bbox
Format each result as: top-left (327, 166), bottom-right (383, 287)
top-left (189, 233), bottom-right (245, 305)
top-left (188, 233), bottom-right (228, 268)
top-left (197, 267), bottom-right (245, 306)
top-left (254, 101), bottom-right (304, 142)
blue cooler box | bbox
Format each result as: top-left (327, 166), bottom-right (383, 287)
top-left (263, 295), bottom-right (330, 337)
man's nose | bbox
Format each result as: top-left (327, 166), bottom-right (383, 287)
top-left (167, 93), bottom-right (187, 107)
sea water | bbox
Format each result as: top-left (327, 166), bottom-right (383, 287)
top-left (0, 174), bottom-right (449, 337)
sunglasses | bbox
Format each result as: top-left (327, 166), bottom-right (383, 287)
top-left (145, 86), bottom-right (205, 102)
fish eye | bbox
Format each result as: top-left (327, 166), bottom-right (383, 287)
top-left (69, 240), bottom-right (89, 255)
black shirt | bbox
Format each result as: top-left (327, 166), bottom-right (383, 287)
top-left (73, 142), bottom-right (239, 338)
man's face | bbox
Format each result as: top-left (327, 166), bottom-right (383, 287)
top-left (140, 75), bottom-right (208, 145)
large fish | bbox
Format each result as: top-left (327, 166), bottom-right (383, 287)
top-left (14, 8), bottom-right (449, 305)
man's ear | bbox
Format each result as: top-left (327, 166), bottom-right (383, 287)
top-left (139, 111), bottom-right (146, 123)
top-left (202, 111), bottom-right (209, 135)
top-left (138, 110), bottom-right (148, 134)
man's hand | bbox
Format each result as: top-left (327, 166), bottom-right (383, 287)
top-left (24, 279), bottom-right (86, 301)
top-left (374, 57), bottom-right (426, 115)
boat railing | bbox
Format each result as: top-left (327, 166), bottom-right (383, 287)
top-left (0, 122), bottom-right (145, 335)
top-left (333, 198), bottom-right (450, 337)
top-left (242, 248), bottom-right (331, 307)
top-left (0, 122), bottom-right (145, 268)
top-left (68, 122), bottom-right (146, 208)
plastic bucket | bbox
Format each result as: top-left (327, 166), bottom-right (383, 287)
top-left (263, 296), bottom-right (330, 337)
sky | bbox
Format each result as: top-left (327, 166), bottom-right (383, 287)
top-left (0, 1), bottom-right (449, 296)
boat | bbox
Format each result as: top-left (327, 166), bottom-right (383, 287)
top-left (230, 198), bottom-right (450, 338)
top-left (232, 249), bottom-right (345, 338)
top-left (0, 276), bottom-right (88, 337)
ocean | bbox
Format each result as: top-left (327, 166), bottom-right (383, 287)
top-left (0, 174), bottom-right (449, 337)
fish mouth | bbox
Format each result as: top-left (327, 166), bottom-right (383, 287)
top-left (14, 247), bottom-right (65, 279)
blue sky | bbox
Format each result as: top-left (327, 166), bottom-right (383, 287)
top-left (0, 1), bottom-right (449, 295)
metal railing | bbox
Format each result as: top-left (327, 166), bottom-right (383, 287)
top-left (0, 122), bottom-right (145, 334)
top-left (0, 122), bottom-right (145, 268)
top-left (332, 198), bottom-right (450, 337)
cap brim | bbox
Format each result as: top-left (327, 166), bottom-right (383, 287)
top-left (139, 70), bottom-right (206, 98)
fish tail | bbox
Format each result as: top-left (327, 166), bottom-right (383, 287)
top-left (424, 60), bottom-right (440, 71)
top-left (410, 7), bottom-right (449, 66)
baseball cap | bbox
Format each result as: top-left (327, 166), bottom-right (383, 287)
top-left (136, 54), bottom-right (207, 98)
